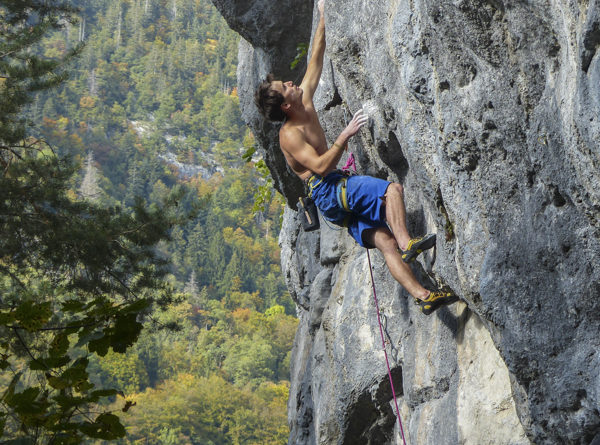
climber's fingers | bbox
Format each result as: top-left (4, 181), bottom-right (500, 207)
top-left (318, 0), bottom-right (324, 15)
top-left (352, 109), bottom-right (369, 127)
top-left (344, 110), bottom-right (369, 136)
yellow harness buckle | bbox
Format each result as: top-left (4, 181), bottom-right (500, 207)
top-left (306, 175), bottom-right (323, 198)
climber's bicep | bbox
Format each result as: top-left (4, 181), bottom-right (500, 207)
top-left (280, 129), bottom-right (321, 172)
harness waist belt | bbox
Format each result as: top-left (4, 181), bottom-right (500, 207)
top-left (305, 171), bottom-right (350, 207)
top-left (306, 174), bottom-right (322, 197)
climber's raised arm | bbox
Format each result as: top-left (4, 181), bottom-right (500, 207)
top-left (300, 0), bottom-right (325, 102)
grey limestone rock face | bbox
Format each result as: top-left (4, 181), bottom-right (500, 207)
top-left (212, 0), bottom-right (600, 443)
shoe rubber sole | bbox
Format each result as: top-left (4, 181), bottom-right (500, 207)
top-left (418, 293), bottom-right (459, 315)
top-left (401, 233), bottom-right (437, 263)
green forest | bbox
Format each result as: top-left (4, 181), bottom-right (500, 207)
top-left (0, 0), bottom-right (295, 443)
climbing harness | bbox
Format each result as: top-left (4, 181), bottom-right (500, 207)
top-left (306, 174), bottom-right (322, 194)
top-left (305, 170), bottom-right (353, 230)
top-left (367, 249), bottom-right (408, 445)
top-left (335, 176), bottom-right (350, 211)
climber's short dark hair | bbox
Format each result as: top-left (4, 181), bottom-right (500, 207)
top-left (254, 74), bottom-right (286, 122)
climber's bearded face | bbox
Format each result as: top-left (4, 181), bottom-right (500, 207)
top-left (272, 80), bottom-right (303, 112)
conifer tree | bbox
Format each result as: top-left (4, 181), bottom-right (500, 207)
top-left (184, 270), bottom-right (199, 300)
top-left (0, 1), bottom-right (181, 442)
top-left (0, 0), bottom-right (80, 152)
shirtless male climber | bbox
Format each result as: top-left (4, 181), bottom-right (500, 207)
top-left (254, 0), bottom-right (458, 315)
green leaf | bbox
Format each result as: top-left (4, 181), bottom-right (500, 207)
top-left (49, 332), bottom-right (70, 357)
top-left (97, 413), bottom-right (126, 437)
top-left (48, 428), bottom-right (84, 445)
top-left (52, 394), bottom-right (87, 410)
top-left (44, 358), bottom-right (91, 391)
top-left (242, 146), bottom-right (256, 163)
top-left (121, 298), bottom-right (150, 314)
top-left (47, 376), bottom-right (70, 390)
top-left (111, 313), bottom-right (142, 353)
top-left (75, 329), bottom-right (104, 348)
top-left (15, 301), bottom-right (52, 331)
top-left (90, 389), bottom-right (118, 398)
top-left (75, 380), bottom-right (94, 392)
top-left (61, 299), bottom-right (85, 313)
top-left (2, 372), bottom-right (22, 403)
top-left (88, 334), bottom-right (111, 356)
top-left (28, 355), bottom-right (70, 370)
top-left (0, 311), bottom-right (16, 325)
top-left (61, 358), bottom-right (88, 381)
top-left (79, 413), bottom-right (125, 439)
top-left (290, 42), bottom-right (308, 70)
top-left (5, 387), bottom-right (49, 416)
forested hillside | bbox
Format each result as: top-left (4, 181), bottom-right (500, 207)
top-left (1, 0), bottom-right (294, 443)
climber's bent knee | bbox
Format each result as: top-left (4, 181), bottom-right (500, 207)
top-left (384, 182), bottom-right (404, 199)
top-left (362, 227), bottom-right (398, 253)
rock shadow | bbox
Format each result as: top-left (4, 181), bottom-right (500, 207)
top-left (378, 131), bottom-right (409, 183)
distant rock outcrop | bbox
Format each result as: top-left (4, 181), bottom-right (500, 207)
top-left (212, 0), bottom-right (600, 443)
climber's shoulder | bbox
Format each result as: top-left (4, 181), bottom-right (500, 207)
top-left (280, 123), bottom-right (305, 150)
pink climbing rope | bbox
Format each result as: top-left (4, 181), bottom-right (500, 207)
top-left (341, 152), bottom-right (357, 173)
top-left (366, 248), bottom-right (407, 445)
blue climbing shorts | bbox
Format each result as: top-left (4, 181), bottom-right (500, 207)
top-left (308, 171), bottom-right (391, 247)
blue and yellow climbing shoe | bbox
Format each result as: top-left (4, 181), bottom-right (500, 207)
top-left (401, 233), bottom-right (436, 263)
top-left (416, 291), bottom-right (459, 315)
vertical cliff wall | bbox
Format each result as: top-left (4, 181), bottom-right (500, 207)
top-left (212, 0), bottom-right (600, 443)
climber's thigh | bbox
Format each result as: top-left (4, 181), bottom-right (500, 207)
top-left (361, 226), bottom-right (398, 253)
